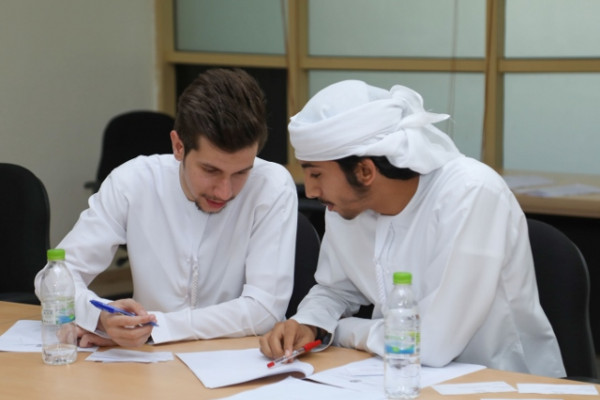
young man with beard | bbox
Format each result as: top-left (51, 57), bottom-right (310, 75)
top-left (259, 80), bottom-right (565, 377)
top-left (35, 68), bottom-right (297, 347)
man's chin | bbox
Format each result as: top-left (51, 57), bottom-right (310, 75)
top-left (336, 208), bottom-right (361, 220)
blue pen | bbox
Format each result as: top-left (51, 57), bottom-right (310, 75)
top-left (90, 299), bottom-right (158, 327)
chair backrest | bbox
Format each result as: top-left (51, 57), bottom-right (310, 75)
top-left (286, 212), bottom-right (321, 318)
top-left (296, 183), bottom-right (325, 239)
top-left (88, 110), bottom-right (175, 191)
top-left (527, 218), bottom-right (598, 379)
top-left (0, 163), bottom-right (50, 304)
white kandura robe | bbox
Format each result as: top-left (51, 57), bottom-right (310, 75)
top-left (293, 155), bottom-right (566, 378)
top-left (35, 155), bottom-right (298, 344)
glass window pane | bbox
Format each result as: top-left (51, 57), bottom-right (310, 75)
top-left (506, 0), bottom-right (600, 58)
top-left (308, 0), bottom-right (485, 58)
top-left (504, 73), bottom-right (600, 175)
top-left (175, 0), bottom-right (285, 54)
top-left (307, 71), bottom-right (484, 160)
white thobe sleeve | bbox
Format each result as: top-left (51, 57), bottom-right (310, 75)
top-left (291, 225), bottom-right (373, 351)
top-left (34, 172), bottom-right (127, 334)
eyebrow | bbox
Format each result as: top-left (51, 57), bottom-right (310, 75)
top-left (200, 162), bottom-right (254, 174)
top-left (300, 162), bottom-right (318, 169)
top-left (236, 165), bottom-right (254, 174)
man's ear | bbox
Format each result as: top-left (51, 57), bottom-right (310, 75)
top-left (355, 158), bottom-right (377, 186)
top-left (170, 130), bottom-right (184, 161)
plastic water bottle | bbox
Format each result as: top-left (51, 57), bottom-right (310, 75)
top-left (384, 271), bottom-right (420, 399)
top-left (39, 248), bottom-right (77, 365)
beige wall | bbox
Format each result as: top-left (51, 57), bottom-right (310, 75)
top-left (0, 0), bottom-right (157, 246)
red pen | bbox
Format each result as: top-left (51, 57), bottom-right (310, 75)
top-left (267, 339), bottom-right (322, 368)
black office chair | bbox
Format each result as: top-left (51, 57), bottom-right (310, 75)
top-left (527, 218), bottom-right (599, 381)
top-left (0, 163), bottom-right (50, 304)
top-left (83, 111), bottom-right (174, 268)
top-left (85, 110), bottom-right (175, 192)
top-left (286, 212), bottom-right (321, 318)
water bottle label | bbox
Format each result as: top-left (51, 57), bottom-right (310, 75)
top-left (385, 331), bottom-right (419, 355)
top-left (385, 343), bottom-right (417, 354)
top-left (42, 300), bottom-right (75, 325)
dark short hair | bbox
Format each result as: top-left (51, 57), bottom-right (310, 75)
top-left (335, 155), bottom-right (419, 188)
top-left (174, 68), bottom-right (268, 155)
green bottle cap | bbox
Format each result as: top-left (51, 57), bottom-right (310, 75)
top-left (47, 248), bottom-right (66, 261)
top-left (393, 271), bottom-right (412, 285)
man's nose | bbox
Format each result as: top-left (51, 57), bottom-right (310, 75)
top-left (214, 177), bottom-right (233, 200)
top-left (303, 180), bottom-right (320, 199)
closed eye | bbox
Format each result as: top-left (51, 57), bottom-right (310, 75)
top-left (203, 167), bottom-right (219, 174)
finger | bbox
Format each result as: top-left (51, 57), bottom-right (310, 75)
top-left (258, 333), bottom-right (273, 358)
top-left (120, 314), bottom-right (156, 328)
top-left (109, 323), bottom-right (153, 347)
top-left (107, 316), bottom-right (153, 334)
top-left (137, 314), bottom-right (158, 326)
top-left (271, 322), bottom-right (290, 357)
top-left (110, 298), bottom-right (149, 316)
top-left (78, 334), bottom-right (92, 348)
top-left (79, 332), bottom-right (115, 347)
top-left (108, 299), bottom-right (157, 325)
top-left (76, 326), bottom-right (86, 338)
top-left (281, 320), bottom-right (301, 355)
top-left (261, 322), bottom-right (287, 358)
top-left (102, 310), bottom-right (155, 330)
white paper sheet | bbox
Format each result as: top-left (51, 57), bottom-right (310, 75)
top-left (503, 175), bottom-right (554, 189)
top-left (516, 183), bottom-right (600, 198)
top-left (176, 348), bottom-right (314, 389)
top-left (308, 356), bottom-right (485, 395)
top-left (220, 377), bottom-right (385, 400)
top-left (432, 381), bottom-right (516, 395)
top-left (86, 348), bottom-right (173, 363)
top-left (517, 383), bottom-right (599, 395)
top-left (0, 320), bottom-right (96, 352)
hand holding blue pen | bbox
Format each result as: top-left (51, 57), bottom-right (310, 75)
top-left (90, 299), bottom-right (159, 327)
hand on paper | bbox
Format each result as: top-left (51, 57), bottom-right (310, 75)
top-left (77, 326), bottom-right (115, 347)
top-left (96, 298), bottom-right (156, 347)
top-left (259, 319), bottom-right (317, 361)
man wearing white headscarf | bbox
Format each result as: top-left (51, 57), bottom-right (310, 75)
top-left (259, 80), bottom-right (565, 377)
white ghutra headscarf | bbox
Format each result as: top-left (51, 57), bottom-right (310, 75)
top-left (288, 80), bottom-right (462, 174)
